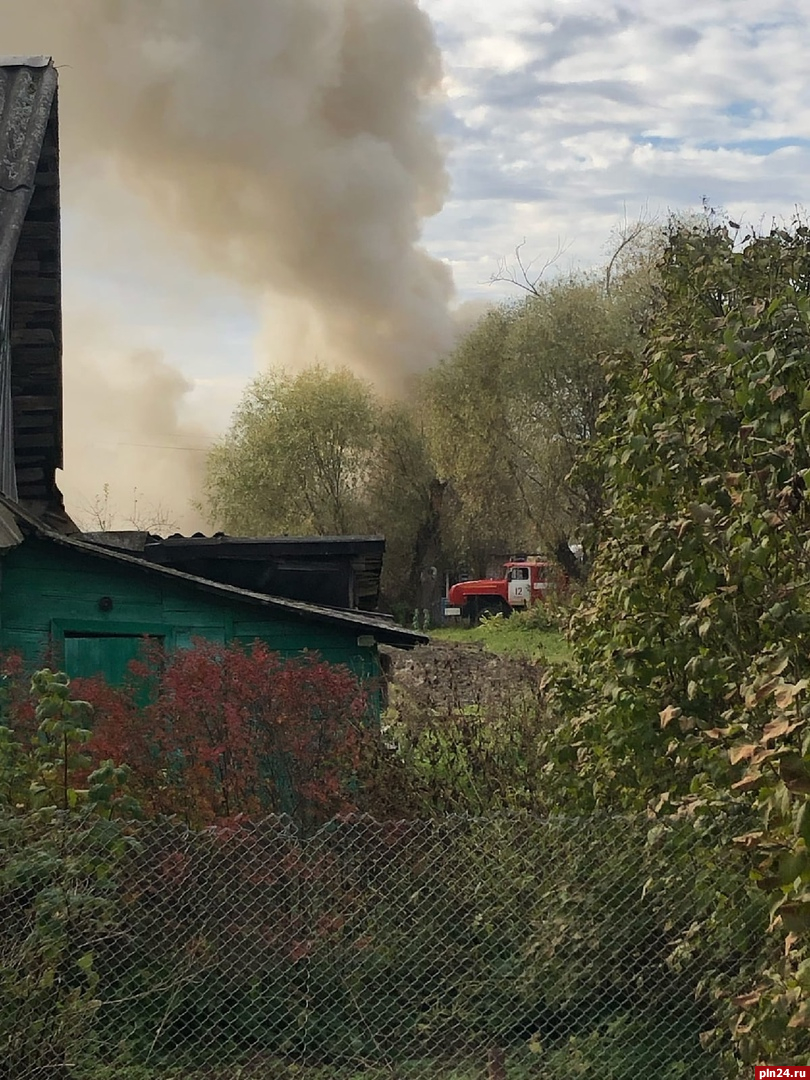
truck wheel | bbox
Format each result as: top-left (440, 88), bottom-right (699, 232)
top-left (475, 600), bottom-right (509, 623)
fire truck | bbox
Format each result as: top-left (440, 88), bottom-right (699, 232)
top-left (445, 555), bottom-right (566, 622)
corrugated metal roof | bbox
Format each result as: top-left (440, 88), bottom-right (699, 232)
top-left (82, 531), bottom-right (151, 552)
top-left (0, 57), bottom-right (51, 67)
top-left (85, 531), bottom-right (385, 551)
top-left (158, 533), bottom-right (385, 545)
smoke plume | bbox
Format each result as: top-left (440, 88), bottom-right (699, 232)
top-left (1, 0), bottom-right (455, 527)
top-left (4, 0), bottom-right (454, 384)
top-left (60, 313), bottom-right (211, 534)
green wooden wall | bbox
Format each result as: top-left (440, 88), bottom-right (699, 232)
top-left (0, 538), bottom-right (381, 687)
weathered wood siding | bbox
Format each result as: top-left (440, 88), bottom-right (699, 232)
top-left (0, 538), bottom-right (380, 685)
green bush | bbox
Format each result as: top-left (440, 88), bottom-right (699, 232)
top-left (0, 669), bottom-right (139, 1079)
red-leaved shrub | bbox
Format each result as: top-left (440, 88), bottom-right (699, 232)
top-left (72, 639), bottom-right (370, 826)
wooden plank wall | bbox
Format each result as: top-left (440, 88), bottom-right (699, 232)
top-left (11, 99), bottom-right (62, 508)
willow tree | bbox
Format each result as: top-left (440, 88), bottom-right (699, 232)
top-left (203, 366), bottom-right (446, 611)
top-left (205, 366), bottom-right (378, 537)
top-left (422, 273), bottom-right (643, 577)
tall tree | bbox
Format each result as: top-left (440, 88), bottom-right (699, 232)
top-left (505, 276), bottom-right (638, 571)
top-left (422, 273), bottom-right (644, 577)
top-left (205, 366), bottom-right (378, 536)
top-left (422, 307), bottom-right (529, 576)
top-left (365, 402), bottom-right (447, 612)
top-left (204, 367), bottom-right (448, 612)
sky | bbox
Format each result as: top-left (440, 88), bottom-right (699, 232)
top-left (421, 0), bottom-right (810, 297)
top-left (8, 0), bottom-right (810, 530)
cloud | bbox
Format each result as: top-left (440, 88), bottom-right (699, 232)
top-left (420, 0), bottom-right (810, 298)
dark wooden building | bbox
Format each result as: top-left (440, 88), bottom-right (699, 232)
top-left (83, 532), bottom-right (387, 611)
top-left (0, 57), bottom-right (68, 528)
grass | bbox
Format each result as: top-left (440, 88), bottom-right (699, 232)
top-left (431, 616), bottom-right (572, 665)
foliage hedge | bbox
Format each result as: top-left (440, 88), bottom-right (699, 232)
top-left (537, 220), bottom-right (810, 1069)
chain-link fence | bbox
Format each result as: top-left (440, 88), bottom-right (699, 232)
top-left (2, 812), bottom-right (767, 1079)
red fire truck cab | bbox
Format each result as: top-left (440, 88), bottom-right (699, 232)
top-left (446, 556), bottom-right (566, 621)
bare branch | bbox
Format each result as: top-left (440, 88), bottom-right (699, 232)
top-left (487, 236), bottom-right (572, 296)
top-left (75, 484), bottom-right (178, 535)
top-left (604, 204), bottom-right (659, 296)
top-left (78, 483), bottom-right (114, 531)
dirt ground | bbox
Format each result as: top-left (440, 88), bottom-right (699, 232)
top-left (382, 639), bottom-right (543, 711)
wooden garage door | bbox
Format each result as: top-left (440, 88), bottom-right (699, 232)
top-left (63, 634), bottom-right (163, 686)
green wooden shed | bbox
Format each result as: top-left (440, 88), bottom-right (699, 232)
top-left (0, 496), bottom-right (425, 687)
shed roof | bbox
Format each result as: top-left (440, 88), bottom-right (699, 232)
top-left (142, 532), bottom-right (385, 611)
top-left (0, 495), bottom-right (427, 649)
top-left (84, 531), bottom-right (387, 609)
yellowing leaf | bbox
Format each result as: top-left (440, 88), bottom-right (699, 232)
top-left (762, 717), bottom-right (801, 743)
top-left (775, 680), bottom-right (809, 709)
top-left (768, 655), bottom-right (791, 678)
top-left (732, 989), bottom-right (764, 1009)
top-left (745, 676), bottom-right (780, 708)
top-left (732, 831), bottom-right (764, 849)
top-left (732, 771), bottom-right (764, 792)
top-left (659, 705), bottom-right (681, 729)
top-left (729, 744), bottom-right (757, 765)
